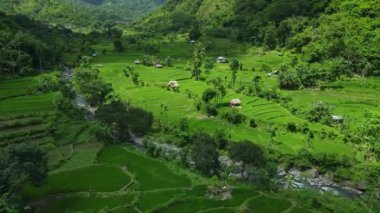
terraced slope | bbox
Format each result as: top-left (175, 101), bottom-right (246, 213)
top-left (27, 145), bottom-right (297, 213)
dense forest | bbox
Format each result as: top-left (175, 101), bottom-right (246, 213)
top-left (140, 0), bottom-right (380, 78)
top-left (0, 0), bottom-right (164, 28)
top-left (0, 12), bottom-right (71, 77)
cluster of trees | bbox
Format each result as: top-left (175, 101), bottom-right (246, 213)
top-left (142, 0), bottom-right (380, 80)
top-left (0, 144), bottom-right (48, 209)
top-left (0, 12), bottom-right (65, 77)
top-left (95, 100), bottom-right (154, 142)
top-left (0, 0), bottom-right (164, 29)
top-left (234, 0), bottom-right (380, 77)
top-left (73, 68), bottom-right (113, 107)
top-left (71, 65), bottom-right (153, 142)
top-left (344, 112), bottom-right (380, 161)
top-left (184, 132), bottom-right (277, 189)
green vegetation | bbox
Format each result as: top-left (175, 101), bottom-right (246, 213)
top-left (245, 195), bottom-right (293, 212)
top-left (97, 146), bottom-right (191, 190)
top-left (0, 0), bottom-right (164, 29)
top-left (24, 165), bottom-right (132, 199)
top-left (1, 0), bottom-right (379, 212)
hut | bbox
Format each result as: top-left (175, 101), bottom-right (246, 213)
top-left (230, 98), bottom-right (241, 107)
top-left (217, 56), bottom-right (228, 63)
top-left (155, 63), bottom-right (164, 68)
top-left (267, 70), bottom-right (280, 77)
top-left (134, 59), bottom-right (142, 65)
top-left (332, 115), bottom-right (344, 123)
top-left (167, 81), bottom-right (180, 91)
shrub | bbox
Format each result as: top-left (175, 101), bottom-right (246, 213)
top-left (307, 101), bottom-right (332, 124)
top-left (137, 42), bottom-right (160, 54)
top-left (204, 58), bottom-right (215, 70)
top-left (205, 103), bottom-right (218, 117)
top-left (249, 119), bottom-right (258, 128)
top-left (221, 110), bottom-right (247, 125)
top-left (202, 88), bottom-right (217, 103)
top-left (37, 74), bottom-right (60, 92)
top-left (287, 122), bottom-right (297, 132)
top-left (278, 72), bottom-right (302, 90)
top-left (165, 56), bottom-right (175, 67)
top-left (142, 55), bottom-right (155, 66)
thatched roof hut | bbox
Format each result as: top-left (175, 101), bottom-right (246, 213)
top-left (155, 63), bottom-right (164, 68)
top-left (230, 98), bottom-right (241, 107)
top-left (217, 56), bottom-right (228, 63)
top-left (167, 81), bottom-right (179, 89)
top-left (332, 115), bottom-right (344, 122)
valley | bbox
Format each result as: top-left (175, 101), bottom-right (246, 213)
top-left (0, 0), bottom-right (379, 212)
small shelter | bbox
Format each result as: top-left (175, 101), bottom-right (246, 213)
top-left (134, 59), bottom-right (142, 65)
top-left (155, 63), bottom-right (164, 68)
top-left (167, 81), bottom-right (180, 91)
top-left (190, 40), bottom-right (196, 44)
top-left (230, 98), bottom-right (241, 107)
top-left (332, 115), bottom-right (344, 123)
top-left (267, 70), bottom-right (280, 77)
top-left (217, 56), bottom-right (228, 63)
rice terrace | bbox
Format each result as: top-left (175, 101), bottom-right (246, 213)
top-left (0, 0), bottom-right (379, 212)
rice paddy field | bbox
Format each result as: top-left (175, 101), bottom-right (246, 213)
top-left (25, 144), bottom-right (299, 212)
top-left (1, 35), bottom-right (378, 212)
top-left (91, 35), bottom-right (379, 160)
top-left (0, 76), bottom-right (96, 168)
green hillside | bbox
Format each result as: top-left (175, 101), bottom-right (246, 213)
top-left (0, 0), bottom-right (164, 28)
top-left (140, 0), bottom-right (380, 77)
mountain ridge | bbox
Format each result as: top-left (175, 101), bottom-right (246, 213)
top-left (0, 0), bottom-right (165, 28)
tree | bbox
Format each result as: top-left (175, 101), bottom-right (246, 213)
top-left (0, 144), bottom-right (48, 204)
top-left (229, 141), bottom-right (265, 177)
top-left (113, 39), bottom-right (124, 52)
top-left (190, 133), bottom-right (220, 176)
top-left (221, 110), bottom-right (247, 125)
top-left (308, 101), bottom-right (332, 124)
top-left (214, 129), bottom-right (229, 150)
top-left (217, 85), bottom-right (226, 103)
top-left (263, 23), bottom-right (278, 50)
top-left (188, 23), bottom-right (202, 40)
top-left (278, 71), bottom-right (302, 90)
top-left (131, 72), bottom-right (140, 86)
top-left (165, 56), bottom-right (175, 67)
top-left (204, 57), bottom-right (215, 71)
top-left (230, 59), bottom-right (239, 87)
top-left (202, 88), bottom-right (217, 103)
top-left (37, 73), bottom-right (60, 92)
top-left (96, 100), bottom-right (153, 140)
top-left (126, 107), bottom-right (154, 137)
top-left (249, 119), bottom-right (258, 128)
top-left (74, 68), bottom-right (99, 86)
top-left (142, 55), bottom-right (154, 66)
top-left (95, 101), bottom-right (131, 142)
top-left (205, 103), bottom-right (218, 117)
top-left (81, 80), bottom-right (113, 107)
top-left (192, 43), bottom-right (205, 80)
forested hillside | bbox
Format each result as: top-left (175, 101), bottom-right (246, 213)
top-left (140, 0), bottom-right (380, 78)
top-left (0, 12), bottom-right (81, 78)
top-left (0, 0), bottom-right (164, 28)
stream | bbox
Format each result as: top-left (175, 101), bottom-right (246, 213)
top-left (62, 67), bottom-right (367, 200)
